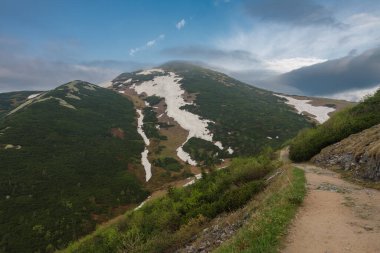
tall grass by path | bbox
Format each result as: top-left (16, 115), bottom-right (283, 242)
top-left (213, 167), bottom-right (306, 253)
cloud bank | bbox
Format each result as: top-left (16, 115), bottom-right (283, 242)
top-left (273, 47), bottom-right (380, 96)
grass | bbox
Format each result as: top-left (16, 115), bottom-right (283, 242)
top-left (213, 167), bottom-right (306, 253)
top-left (289, 89), bottom-right (380, 162)
top-left (61, 154), bottom-right (277, 253)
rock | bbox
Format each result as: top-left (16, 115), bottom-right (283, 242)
top-left (312, 124), bottom-right (380, 181)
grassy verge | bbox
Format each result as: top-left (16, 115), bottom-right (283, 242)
top-left (61, 154), bottom-right (278, 253)
top-left (213, 167), bottom-right (306, 253)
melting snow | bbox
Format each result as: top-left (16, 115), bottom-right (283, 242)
top-left (183, 173), bottom-right (202, 187)
top-left (136, 109), bottom-right (152, 181)
top-left (4, 144), bottom-right (21, 150)
top-left (141, 149), bottom-right (152, 181)
top-left (136, 109), bottom-right (150, 146)
top-left (275, 94), bottom-right (335, 124)
top-left (214, 141), bottom-right (223, 150)
top-left (132, 71), bottom-right (222, 165)
top-left (177, 146), bottom-right (197, 166)
top-left (134, 196), bottom-right (151, 210)
top-left (136, 68), bottom-right (165, 75)
top-left (27, 93), bottom-right (41, 100)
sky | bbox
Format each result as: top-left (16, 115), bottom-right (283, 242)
top-left (1, 0), bottom-right (380, 100)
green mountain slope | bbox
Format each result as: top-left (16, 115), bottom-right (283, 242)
top-left (289, 89), bottom-right (380, 162)
top-left (0, 81), bottom-right (148, 253)
top-left (0, 91), bottom-right (43, 117)
top-left (112, 62), bottom-right (313, 164)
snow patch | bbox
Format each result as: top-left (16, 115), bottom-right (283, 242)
top-left (27, 93), bottom-right (41, 100)
top-left (214, 141), bottom-right (224, 150)
top-left (183, 173), bottom-right (202, 187)
top-left (141, 148), bottom-right (152, 181)
top-left (132, 72), bottom-right (222, 164)
top-left (275, 94), bottom-right (335, 124)
top-left (124, 78), bottom-right (133, 84)
top-left (177, 146), bottom-right (197, 166)
top-left (136, 68), bottom-right (165, 75)
top-left (4, 144), bottom-right (21, 150)
top-left (136, 109), bottom-right (150, 146)
top-left (227, 147), bottom-right (234, 154)
top-left (136, 109), bottom-right (152, 181)
top-left (66, 93), bottom-right (81, 100)
top-left (134, 196), bottom-right (151, 210)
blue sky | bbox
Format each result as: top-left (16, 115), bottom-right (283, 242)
top-left (1, 0), bottom-right (380, 99)
top-left (1, 0), bottom-right (234, 61)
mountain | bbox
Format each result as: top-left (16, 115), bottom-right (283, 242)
top-left (0, 91), bottom-right (43, 117)
top-left (0, 81), bottom-right (148, 253)
top-left (0, 63), bottom-right (352, 252)
top-left (111, 62), bottom-right (312, 167)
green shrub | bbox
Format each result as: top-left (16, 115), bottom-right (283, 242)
top-left (63, 154), bottom-right (276, 253)
top-left (289, 90), bottom-right (380, 162)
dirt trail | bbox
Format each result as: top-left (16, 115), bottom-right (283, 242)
top-left (282, 162), bottom-right (380, 253)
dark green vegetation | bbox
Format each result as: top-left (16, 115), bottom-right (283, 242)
top-left (161, 62), bottom-right (312, 156)
top-left (290, 90), bottom-right (380, 162)
top-left (0, 91), bottom-right (42, 117)
top-left (144, 95), bottom-right (163, 106)
top-left (214, 167), bottom-right (306, 253)
top-left (183, 137), bottom-right (224, 165)
top-left (142, 107), bottom-right (166, 140)
top-left (153, 157), bottom-right (183, 172)
top-left (0, 81), bottom-right (148, 253)
top-left (63, 153), bottom-right (278, 253)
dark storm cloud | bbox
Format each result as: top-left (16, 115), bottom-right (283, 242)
top-left (273, 47), bottom-right (380, 95)
top-left (243, 0), bottom-right (343, 27)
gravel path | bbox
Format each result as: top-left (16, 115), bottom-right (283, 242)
top-left (282, 163), bottom-right (380, 253)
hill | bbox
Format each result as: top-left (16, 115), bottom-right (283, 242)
top-left (0, 81), bottom-right (148, 253)
top-left (289, 89), bottom-right (380, 162)
top-left (0, 91), bottom-right (43, 117)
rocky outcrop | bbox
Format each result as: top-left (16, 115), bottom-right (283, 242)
top-left (312, 124), bottom-right (380, 181)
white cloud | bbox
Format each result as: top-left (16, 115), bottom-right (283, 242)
top-left (265, 57), bottom-right (327, 73)
top-left (329, 84), bottom-right (380, 102)
top-left (176, 19), bottom-right (186, 30)
top-left (130, 34), bottom-right (165, 56)
top-left (217, 12), bottom-right (380, 63)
